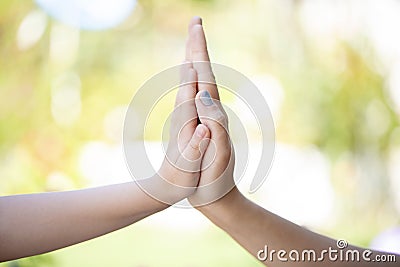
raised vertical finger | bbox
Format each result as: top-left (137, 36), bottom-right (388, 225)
top-left (173, 65), bottom-right (199, 152)
top-left (185, 17), bottom-right (202, 61)
top-left (189, 24), bottom-right (220, 100)
top-left (176, 62), bottom-right (196, 107)
top-left (188, 16), bottom-right (202, 29)
top-left (190, 24), bottom-right (210, 62)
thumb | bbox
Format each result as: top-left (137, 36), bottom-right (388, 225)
top-left (195, 90), bottom-right (228, 133)
top-left (176, 124), bottom-right (210, 172)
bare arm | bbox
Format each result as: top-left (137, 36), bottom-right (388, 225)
top-left (186, 17), bottom-right (400, 267)
top-left (0, 179), bottom-right (164, 262)
top-left (0, 44), bottom-right (210, 262)
top-left (0, 127), bottom-right (209, 262)
top-left (198, 188), bottom-right (400, 267)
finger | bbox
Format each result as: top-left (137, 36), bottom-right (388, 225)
top-left (195, 90), bottom-right (228, 134)
top-left (185, 17), bottom-right (202, 61)
top-left (188, 16), bottom-right (202, 29)
top-left (176, 124), bottom-right (210, 172)
top-left (176, 64), bottom-right (196, 107)
top-left (185, 38), bottom-right (191, 62)
top-left (179, 60), bottom-right (192, 82)
top-left (172, 67), bottom-right (198, 151)
top-left (188, 24), bottom-right (220, 100)
top-left (190, 24), bottom-right (210, 62)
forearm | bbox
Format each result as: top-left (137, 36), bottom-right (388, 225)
top-left (197, 187), bottom-right (273, 257)
top-left (0, 176), bottom-right (167, 262)
top-left (198, 187), bottom-right (399, 267)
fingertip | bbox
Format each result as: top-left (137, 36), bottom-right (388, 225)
top-left (200, 124), bottom-right (210, 137)
top-left (198, 90), bottom-right (214, 106)
top-left (195, 90), bottom-right (206, 99)
top-left (194, 124), bottom-right (206, 138)
top-left (193, 16), bottom-right (202, 25)
top-left (195, 90), bottom-right (202, 99)
top-left (189, 16), bottom-right (202, 28)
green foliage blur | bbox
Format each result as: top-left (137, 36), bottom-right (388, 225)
top-left (1, 0), bottom-right (399, 266)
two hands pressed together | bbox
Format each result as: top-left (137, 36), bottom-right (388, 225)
top-left (129, 17), bottom-right (235, 209)
top-left (0, 17), bottom-right (235, 263)
top-left (0, 17), bottom-right (399, 267)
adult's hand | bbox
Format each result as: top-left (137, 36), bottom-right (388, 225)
top-left (184, 17), bottom-right (236, 207)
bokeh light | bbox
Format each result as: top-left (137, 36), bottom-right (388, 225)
top-left (35, 0), bottom-right (137, 30)
top-left (1, 0), bottom-right (399, 266)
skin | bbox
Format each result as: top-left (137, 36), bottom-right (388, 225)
top-left (1, 16), bottom-right (399, 266)
top-left (184, 17), bottom-right (400, 266)
top-left (0, 54), bottom-right (210, 262)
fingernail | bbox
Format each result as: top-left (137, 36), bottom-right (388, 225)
top-left (193, 16), bottom-right (202, 25)
top-left (200, 91), bottom-right (213, 106)
top-left (196, 125), bottom-right (206, 137)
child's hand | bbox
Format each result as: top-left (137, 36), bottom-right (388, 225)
top-left (144, 17), bottom-right (234, 206)
top-left (152, 62), bottom-right (210, 205)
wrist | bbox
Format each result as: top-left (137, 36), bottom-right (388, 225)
top-left (136, 174), bottom-right (196, 207)
top-left (196, 186), bottom-right (246, 225)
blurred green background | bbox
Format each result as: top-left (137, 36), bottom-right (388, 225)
top-left (1, 0), bottom-right (400, 266)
